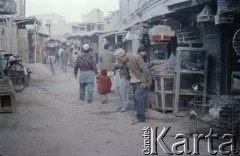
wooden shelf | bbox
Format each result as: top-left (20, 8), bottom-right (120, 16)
top-left (178, 89), bottom-right (203, 95)
top-left (156, 107), bottom-right (173, 111)
top-left (179, 69), bottom-right (205, 74)
top-left (155, 90), bottom-right (174, 94)
top-left (154, 74), bottom-right (174, 114)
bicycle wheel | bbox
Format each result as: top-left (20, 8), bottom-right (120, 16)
top-left (233, 29), bottom-right (240, 56)
top-left (8, 62), bottom-right (26, 92)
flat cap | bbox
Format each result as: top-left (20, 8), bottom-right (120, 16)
top-left (114, 48), bottom-right (126, 58)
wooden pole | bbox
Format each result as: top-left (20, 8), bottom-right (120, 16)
top-left (34, 20), bottom-right (37, 63)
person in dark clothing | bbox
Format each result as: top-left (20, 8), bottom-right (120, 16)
top-left (137, 46), bottom-right (154, 69)
top-left (74, 44), bottom-right (98, 104)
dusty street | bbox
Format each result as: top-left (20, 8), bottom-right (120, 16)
top-left (0, 64), bottom-right (208, 156)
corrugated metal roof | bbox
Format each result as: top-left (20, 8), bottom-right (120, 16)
top-left (13, 16), bottom-right (40, 25)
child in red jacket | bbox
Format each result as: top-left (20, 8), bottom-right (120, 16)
top-left (96, 69), bottom-right (112, 104)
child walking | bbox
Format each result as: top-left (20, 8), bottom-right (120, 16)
top-left (96, 69), bottom-right (112, 104)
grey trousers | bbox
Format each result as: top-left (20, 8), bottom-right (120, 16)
top-left (117, 82), bottom-right (129, 108)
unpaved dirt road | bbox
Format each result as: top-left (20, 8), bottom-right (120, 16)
top-left (0, 64), bottom-right (202, 156)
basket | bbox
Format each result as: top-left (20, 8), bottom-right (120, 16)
top-left (189, 94), bottom-right (240, 140)
top-left (151, 60), bottom-right (175, 75)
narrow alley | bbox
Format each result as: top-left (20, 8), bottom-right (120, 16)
top-left (0, 0), bottom-right (240, 156)
top-left (0, 64), bottom-right (194, 156)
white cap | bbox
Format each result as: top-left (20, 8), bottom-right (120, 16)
top-left (114, 48), bottom-right (126, 58)
top-left (82, 44), bottom-right (90, 51)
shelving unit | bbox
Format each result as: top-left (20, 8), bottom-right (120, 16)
top-left (154, 72), bottom-right (174, 113)
top-left (173, 47), bottom-right (208, 115)
top-left (153, 59), bottom-right (175, 113)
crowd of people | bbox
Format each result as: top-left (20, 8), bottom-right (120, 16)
top-left (45, 42), bottom-right (154, 125)
top-left (73, 42), bottom-right (153, 125)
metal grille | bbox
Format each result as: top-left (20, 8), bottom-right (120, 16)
top-left (189, 95), bottom-right (240, 140)
top-left (176, 29), bottom-right (203, 45)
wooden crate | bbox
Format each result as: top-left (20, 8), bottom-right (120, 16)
top-left (154, 72), bottom-right (174, 113)
top-left (0, 91), bottom-right (16, 113)
top-left (0, 80), bottom-right (16, 113)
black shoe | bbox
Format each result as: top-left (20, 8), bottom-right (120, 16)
top-left (87, 100), bottom-right (92, 104)
top-left (79, 98), bottom-right (85, 101)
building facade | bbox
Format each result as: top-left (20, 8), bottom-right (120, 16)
top-left (81, 8), bottom-right (104, 23)
top-left (118, 0), bottom-right (240, 100)
top-left (13, 0), bottom-right (25, 18)
top-left (34, 14), bottom-right (79, 37)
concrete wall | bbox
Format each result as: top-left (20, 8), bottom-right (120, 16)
top-left (0, 18), bottom-right (18, 54)
top-left (17, 28), bottom-right (29, 62)
top-left (14, 0), bottom-right (25, 18)
top-left (49, 23), bottom-right (74, 37)
top-left (104, 10), bottom-right (120, 32)
top-left (34, 14), bottom-right (66, 26)
top-left (119, 0), bottom-right (171, 29)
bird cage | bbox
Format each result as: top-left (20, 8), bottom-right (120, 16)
top-left (189, 94), bottom-right (240, 140)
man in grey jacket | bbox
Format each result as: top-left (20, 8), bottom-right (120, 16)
top-left (114, 48), bottom-right (153, 125)
top-left (99, 43), bottom-right (115, 91)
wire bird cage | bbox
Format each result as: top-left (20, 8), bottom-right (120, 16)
top-left (189, 95), bottom-right (240, 140)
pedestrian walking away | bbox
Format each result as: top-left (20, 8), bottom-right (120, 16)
top-left (72, 48), bottom-right (79, 67)
top-left (114, 48), bottom-right (153, 125)
top-left (99, 43), bottom-right (115, 91)
top-left (61, 46), bottom-right (69, 72)
top-left (58, 47), bottom-right (64, 69)
top-left (74, 43), bottom-right (98, 104)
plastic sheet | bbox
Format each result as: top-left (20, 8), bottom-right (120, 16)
top-left (217, 0), bottom-right (240, 15)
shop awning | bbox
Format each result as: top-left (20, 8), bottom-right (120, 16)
top-left (13, 16), bottom-right (40, 25)
top-left (67, 31), bottom-right (104, 38)
top-left (100, 31), bottom-right (127, 38)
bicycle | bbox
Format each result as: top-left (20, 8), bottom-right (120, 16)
top-left (0, 50), bottom-right (28, 92)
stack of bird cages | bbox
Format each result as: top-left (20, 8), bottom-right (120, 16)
top-left (151, 60), bottom-right (167, 75)
top-left (176, 29), bottom-right (203, 47)
top-left (151, 60), bottom-right (175, 75)
top-left (189, 94), bottom-right (240, 140)
top-left (153, 61), bottom-right (175, 113)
